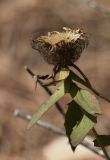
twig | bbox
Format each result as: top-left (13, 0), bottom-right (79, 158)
top-left (81, 138), bottom-right (104, 158)
top-left (72, 64), bottom-right (110, 103)
top-left (14, 110), bottom-right (105, 158)
top-left (25, 66), bottom-right (65, 117)
top-left (90, 87), bottom-right (110, 103)
top-left (72, 64), bottom-right (91, 86)
top-left (14, 109), bottom-right (65, 136)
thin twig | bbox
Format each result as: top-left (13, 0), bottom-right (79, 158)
top-left (72, 64), bottom-right (110, 103)
top-left (72, 64), bottom-right (91, 86)
top-left (14, 109), bottom-right (65, 136)
top-left (25, 66), bottom-right (65, 117)
top-left (14, 110), bottom-right (105, 158)
top-left (90, 87), bottom-right (110, 103)
top-left (92, 128), bottom-right (110, 160)
top-left (81, 138), bottom-right (104, 158)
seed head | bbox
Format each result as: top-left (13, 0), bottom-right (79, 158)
top-left (32, 27), bottom-right (89, 68)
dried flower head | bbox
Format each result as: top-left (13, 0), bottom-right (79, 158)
top-left (32, 27), bottom-right (89, 73)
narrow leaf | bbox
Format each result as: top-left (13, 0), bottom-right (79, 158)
top-left (28, 81), bottom-right (69, 129)
top-left (70, 84), bottom-right (101, 115)
top-left (65, 101), bottom-right (95, 148)
top-left (64, 101), bottom-right (83, 150)
top-left (64, 101), bottom-right (83, 136)
top-left (70, 113), bottom-right (95, 146)
top-left (94, 135), bottom-right (110, 147)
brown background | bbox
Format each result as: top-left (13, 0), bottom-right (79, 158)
top-left (0, 0), bottom-right (110, 159)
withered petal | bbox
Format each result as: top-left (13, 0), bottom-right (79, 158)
top-left (32, 27), bottom-right (89, 68)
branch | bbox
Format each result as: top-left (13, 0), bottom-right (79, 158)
top-left (14, 109), bottom-right (65, 136)
top-left (72, 64), bottom-right (91, 86)
top-left (14, 109), bottom-right (105, 158)
top-left (72, 64), bottom-right (110, 103)
top-left (81, 138), bottom-right (104, 158)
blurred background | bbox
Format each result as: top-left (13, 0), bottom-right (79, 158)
top-left (0, 0), bottom-right (110, 159)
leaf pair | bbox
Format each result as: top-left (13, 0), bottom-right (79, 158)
top-left (64, 83), bottom-right (101, 148)
top-left (70, 83), bottom-right (101, 115)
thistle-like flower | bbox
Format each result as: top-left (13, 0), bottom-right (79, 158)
top-left (32, 27), bottom-right (89, 74)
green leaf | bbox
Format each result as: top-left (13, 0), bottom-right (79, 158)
top-left (59, 68), bottom-right (70, 80)
top-left (28, 81), bottom-right (70, 129)
top-left (64, 101), bottom-right (83, 136)
top-left (65, 101), bottom-right (95, 148)
top-left (56, 68), bottom-right (70, 81)
top-left (64, 101), bottom-right (83, 150)
top-left (70, 84), bottom-right (101, 115)
top-left (70, 113), bottom-right (95, 146)
top-left (94, 135), bottom-right (110, 147)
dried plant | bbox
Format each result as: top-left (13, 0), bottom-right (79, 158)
top-left (26, 27), bottom-right (110, 160)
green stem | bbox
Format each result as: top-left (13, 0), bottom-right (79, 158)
top-left (92, 128), bottom-right (110, 160)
